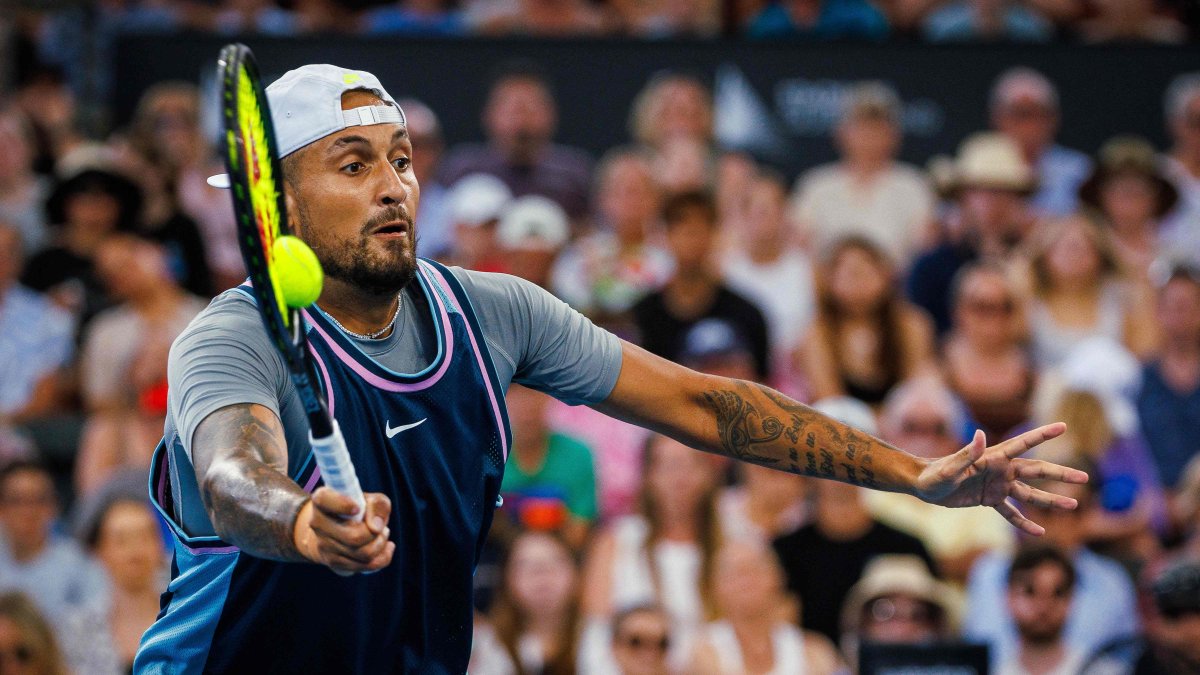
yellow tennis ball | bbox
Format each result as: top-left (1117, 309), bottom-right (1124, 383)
top-left (271, 235), bottom-right (323, 308)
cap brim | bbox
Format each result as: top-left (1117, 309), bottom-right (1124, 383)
top-left (207, 174), bottom-right (231, 189)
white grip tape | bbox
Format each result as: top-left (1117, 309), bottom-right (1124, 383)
top-left (308, 420), bottom-right (366, 522)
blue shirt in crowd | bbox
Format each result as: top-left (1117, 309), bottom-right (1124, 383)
top-left (1137, 362), bottom-right (1200, 488)
top-left (747, 0), bottom-right (889, 41)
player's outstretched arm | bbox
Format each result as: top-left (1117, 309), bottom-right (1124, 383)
top-left (192, 403), bottom-right (393, 572)
top-left (595, 342), bottom-right (1088, 535)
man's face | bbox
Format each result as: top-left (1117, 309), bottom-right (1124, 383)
top-left (0, 471), bottom-right (56, 552)
top-left (960, 187), bottom-right (1026, 243)
top-left (1171, 95), bottom-right (1200, 154)
top-left (665, 210), bottom-right (716, 273)
top-left (284, 91), bottom-right (419, 296)
top-left (1159, 277), bottom-right (1200, 343)
top-left (1008, 561), bottom-right (1074, 644)
top-left (993, 98), bottom-right (1058, 156)
top-left (837, 116), bottom-right (900, 166)
top-left (484, 78), bottom-right (555, 164)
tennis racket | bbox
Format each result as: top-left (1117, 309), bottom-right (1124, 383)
top-left (217, 43), bottom-right (366, 520)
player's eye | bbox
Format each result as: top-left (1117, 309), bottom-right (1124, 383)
top-left (391, 157), bottom-right (411, 172)
top-left (341, 161), bottom-right (366, 174)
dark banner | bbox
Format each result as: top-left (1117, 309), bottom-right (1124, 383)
top-left (113, 35), bottom-right (1200, 177)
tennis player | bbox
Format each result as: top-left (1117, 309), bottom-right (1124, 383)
top-left (134, 64), bottom-right (1086, 673)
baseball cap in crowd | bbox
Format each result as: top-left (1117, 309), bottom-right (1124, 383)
top-left (1152, 558), bottom-right (1200, 619)
top-left (448, 174), bottom-right (513, 227)
top-left (990, 67), bottom-right (1059, 113)
top-left (207, 64), bottom-right (405, 189)
top-left (496, 196), bottom-right (569, 251)
top-left (844, 81), bottom-right (901, 124)
top-left (679, 318), bottom-right (751, 367)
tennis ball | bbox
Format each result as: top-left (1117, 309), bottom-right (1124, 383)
top-left (271, 235), bottom-right (323, 308)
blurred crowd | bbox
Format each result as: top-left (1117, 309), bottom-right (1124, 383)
top-left (2, 12), bottom-right (1200, 673)
top-left (4, 0), bottom-right (1199, 44)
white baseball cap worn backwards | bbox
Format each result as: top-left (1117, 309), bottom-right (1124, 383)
top-left (208, 64), bottom-right (405, 189)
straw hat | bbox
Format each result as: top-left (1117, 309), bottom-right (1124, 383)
top-left (1078, 136), bottom-right (1179, 218)
top-left (949, 132), bottom-right (1037, 195)
top-left (840, 555), bottom-right (960, 635)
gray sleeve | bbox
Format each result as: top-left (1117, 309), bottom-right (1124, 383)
top-left (167, 292), bottom-right (291, 457)
top-left (448, 268), bottom-right (622, 405)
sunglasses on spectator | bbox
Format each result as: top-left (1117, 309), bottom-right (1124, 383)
top-left (963, 297), bottom-right (1014, 316)
top-left (865, 597), bottom-right (941, 625)
top-left (900, 418), bottom-right (949, 437)
top-left (617, 633), bottom-right (670, 652)
top-left (0, 644), bottom-right (32, 665)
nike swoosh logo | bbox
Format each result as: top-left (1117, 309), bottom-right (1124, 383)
top-left (385, 418), bottom-right (427, 438)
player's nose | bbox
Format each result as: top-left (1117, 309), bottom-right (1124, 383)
top-left (377, 160), bottom-right (409, 207)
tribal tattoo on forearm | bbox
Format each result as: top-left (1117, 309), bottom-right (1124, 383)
top-left (700, 381), bottom-right (899, 489)
top-left (194, 404), bottom-right (310, 562)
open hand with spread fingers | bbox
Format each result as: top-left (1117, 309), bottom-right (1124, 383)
top-left (912, 423), bottom-right (1089, 536)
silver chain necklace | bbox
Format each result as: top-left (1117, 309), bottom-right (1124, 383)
top-left (326, 294), bottom-right (403, 340)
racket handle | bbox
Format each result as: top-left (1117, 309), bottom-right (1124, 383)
top-left (308, 420), bottom-right (366, 522)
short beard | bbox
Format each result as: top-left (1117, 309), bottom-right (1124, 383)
top-left (294, 198), bottom-right (418, 297)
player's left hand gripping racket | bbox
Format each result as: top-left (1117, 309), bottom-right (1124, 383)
top-left (217, 43), bottom-right (366, 521)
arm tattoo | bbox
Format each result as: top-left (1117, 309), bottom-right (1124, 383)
top-left (193, 404), bottom-right (309, 562)
top-left (699, 380), bottom-right (914, 489)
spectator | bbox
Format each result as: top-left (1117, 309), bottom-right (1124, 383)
top-left (551, 148), bottom-right (672, 329)
top-left (1076, 0), bottom-right (1186, 44)
top-left (746, 0), bottom-right (889, 40)
top-left (107, 135), bottom-right (213, 298)
top-left (677, 318), bottom-right (758, 381)
top-left (501, 385), bottom-right (598, 550)
top-left (61, 479), bottom-right (166, 675)
top-left (922, 0), bottom-right (1053, 42)
top-left (714, 152), bottom-right (758, 233)
top-left (790, 82), bottom-right (936, 266)
top-left (866, 377), bottom-right (1016, 584)
top-left (609, 0), bottom-right (720, 36)
top-left (0, 461), bottom-right (107, 627)
top-left (0, 592), bottom-right (67, 675)
top-left (1137, 262), bottom-right (1200, 490)
top-left (441, 173), bottom-right (513, 273)
top-left (722, 171), bottom-right (816, 392)
top-left (628, 73), bottom-right (714, 153)
top-left (361, 0), bottom-right (466, 35)
top-left (129, 82), bottom-right (241, 289)
top-left (0, 222), bottom-right (74, 427)
top-left (989, 68), bottom-right (1091, 217)
top-left (943, 262), bottom-right (1035, 442)
top-left (998, 544), bottom-right (1082, 675)
top-left (1078, 136), bottom-right (1180, 283)
top-left (718, 459), bottom-right (808, 544)
top-left (838, 555), bottom-right (958, 669)
top-left (439, 63), bottom-right (592, 219)
top-left (963, 465), bottom-right (1139, 668)
top-left (395, 99), bottom-right (453, 259)
top-left (801, 236), bottom-right (935, 406)
top-left (496, 196), bottom-right (570, 289)
top-left (1045, 389), bottom-right (1167, 555)
top-left (609, 603), bottom-right (672, 675)
top-left (631, 190), bottom-right (771, 380)
top-left (1160, 73), bottom-right (1200, 258)
top-left (690, 540), bottom-right (845, 674)
top-left (652, 136), bottom-right (711, 195)
top-left (470, 530), bottom-right (582, 675)
top-left (475, 0), bottom-right (609, 36)
top-left (773, 397), bottom-right (935, 643)
top-left (21, 167), bottom-right (141, 327)
top-left (0, 108), bottom-right (49, 254)
top-left (1127, 557), bottom-right (1200, 673)
top-left (206, 0), bottom-right (300, 35)
top-left (580, 434), bottom-right (723, 672)
top-left (1023, 214), bottom-right (1158, 367)
top-left (75, 234), bottom-right (207, 496)
top-left (907, 132), bottom-right (1035, 334)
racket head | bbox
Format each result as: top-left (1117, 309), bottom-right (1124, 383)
top-left (218, 44), bottom-right (300, 353)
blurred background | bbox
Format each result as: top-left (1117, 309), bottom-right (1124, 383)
top-left (2, 1), bottom-right (1200, 673)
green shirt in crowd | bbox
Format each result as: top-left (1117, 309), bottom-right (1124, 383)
top-left (501, 432), bottom-right (598, 521)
